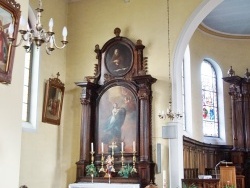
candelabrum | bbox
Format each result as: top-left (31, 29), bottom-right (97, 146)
top-left (131, 150), bottom-right (137, 173)
top-left (99, 151), bottom-right (105, 173)
top-left (120, 150), bottom-right (124, 169)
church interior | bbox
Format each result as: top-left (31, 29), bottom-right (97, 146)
top-left (1, 0), bottom-right (250, 188)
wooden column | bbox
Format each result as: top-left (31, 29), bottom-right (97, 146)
top-left (75, 81), bottom-right (99, 182)
top-left (133, 75), bottom-right (156, 187)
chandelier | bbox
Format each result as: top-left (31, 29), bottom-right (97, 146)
top-left (158, 101), bottom-right (183, 121)
top-left (158, 0), bottom-right (182, 121)
top-left (7, 0), bottom-right (68, 55)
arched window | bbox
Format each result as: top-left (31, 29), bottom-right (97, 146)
top-left (201, 60), bottom-right (219, 137)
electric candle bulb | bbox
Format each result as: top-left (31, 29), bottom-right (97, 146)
top-left (19, 16), bottom-right (26, 30)
top-left (49, 18), bottom-right (53, 32)
top-left (121, 142), bottom-right (124, 152)
top-left (8, 23), bottom-right (14, 38)
top-left (62, 26), bottom-right (67, 41)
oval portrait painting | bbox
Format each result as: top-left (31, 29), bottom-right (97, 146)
top-left (105, 43), bottom-right (133, 77)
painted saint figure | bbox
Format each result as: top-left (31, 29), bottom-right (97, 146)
top-left (102, 103), bottom-right (126, 144)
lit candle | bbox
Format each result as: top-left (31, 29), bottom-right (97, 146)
top-left (101, 142), bottom-right (104, 153)
top-left (8, 23), bottom-right (14, 38)
top-left (121, 142), bottom-right (124, 152)
top-left (62, 26), bottom-right (67, 41)
top-left (133, 141), bottom-right (135, 152)
top-left (48, 18), bottom-right (53, 32)
top-left (91, 142), bottom-right (93, 152)
top-left (163, 170), bottom-right (167, 188)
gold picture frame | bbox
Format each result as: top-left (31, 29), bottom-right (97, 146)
top-left (0, 0), bottom-right (21, 84)
top-left (42, 73), bottom-right (65, 125)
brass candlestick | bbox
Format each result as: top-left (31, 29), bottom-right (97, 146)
top-left (90, 151), bottom-right (95, 164)
top-left (91, 174), bottom-right (93, 183)
top-left (120, 151), bottom-right (124, 169)
top-left (99, 152), bottom-right (105, 173)
top-left (131, 150), bottom-right (137, 173)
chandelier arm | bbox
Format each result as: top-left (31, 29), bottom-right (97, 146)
top-left (53, 40), bottom-right (67, 49)
top-left (45, 47), bottom-right (52, 55)
top-left (9, 37), bottom-right (24, 47)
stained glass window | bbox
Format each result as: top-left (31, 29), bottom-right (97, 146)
top-left (201, 60), bottom-right (219, 137)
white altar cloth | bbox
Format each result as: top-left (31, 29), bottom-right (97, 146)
top-left (69, 183), bottom-right (140, 188)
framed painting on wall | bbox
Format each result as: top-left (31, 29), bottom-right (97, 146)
top-left (0, 0), bottom-right (21, 84)
top-left (42, 73), bottom-right (65, 125)
top-left (98, 85), bottom-right (137, 154)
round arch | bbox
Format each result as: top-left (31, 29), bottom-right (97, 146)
top-left (169, 1), bottom-right (224, 188)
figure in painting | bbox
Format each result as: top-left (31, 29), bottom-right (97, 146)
top-left (47, 88), bottom-right (61, 118)
top-left (111, 49), bottom-right (124, 68)
top-left (102, 103), bottom-right (126, 144)
top-left (0, 20), bottom-right (8, 71)
top-left (110, 48), bottom-right (129, 74)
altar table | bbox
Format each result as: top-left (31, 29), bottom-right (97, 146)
top-left (69, 183), bottom-right (140, 188)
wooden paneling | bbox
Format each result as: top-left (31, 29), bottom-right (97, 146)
top-left (236, 175), bottom-right (245, 188)
top-left (183, 136), bottom-right (233, 176)
top-left (182, 179), bottom-right (220, 188)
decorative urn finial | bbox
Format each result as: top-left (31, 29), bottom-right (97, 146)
top-left (227, 66), bottom-right (235, 77)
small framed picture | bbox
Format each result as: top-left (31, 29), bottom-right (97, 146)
top-left (104, 42), bottom-right (133, 77)
top-left (42, 74), bottom-right (65, 125)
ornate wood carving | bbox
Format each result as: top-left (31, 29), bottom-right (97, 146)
top-left (223, 75), bottom-right (250, 187)
top-left (75, 28), bottom-right (156, 188)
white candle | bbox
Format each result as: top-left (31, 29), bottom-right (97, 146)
top-left (101, 142), bottom-right (104, 153)
top-left (91, 142), bottom-right (93, 152)
top-left (48, 18), bottom-right (53, 32)
top-left (133, 141), bottom-right (135, 152)
top-left (163, 170), bottom-right (167, 188)
top-left (121, 142), bottom-right (124, 152)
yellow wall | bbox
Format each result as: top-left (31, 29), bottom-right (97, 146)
top-left (3, 0), bottom-right (244, 188)
top-left (19, 0), bottom-right (68, 188)
top-left (189, 28), bottom-right (250, 144)
top-left (0, 0), bottom-right (27, 188)
top-left (65, 0), bottom-right (201, 187)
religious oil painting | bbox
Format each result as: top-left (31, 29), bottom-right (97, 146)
top-left (0, 0), bottom-right (21, 84)
top-left (105, 43), bottom-right (133, 77)
top-left (42, 76), bottom-right (65, 125)
top-left (98, 86), bottom-right (137, 154)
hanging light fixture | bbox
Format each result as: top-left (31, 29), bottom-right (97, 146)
top-left (158, 0), bottom-right (182, 121)
top-left (7, 0), bottom-right (68, 55)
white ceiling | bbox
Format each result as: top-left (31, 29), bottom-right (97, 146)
top-left (201, 0), bottom-right (250, 37)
